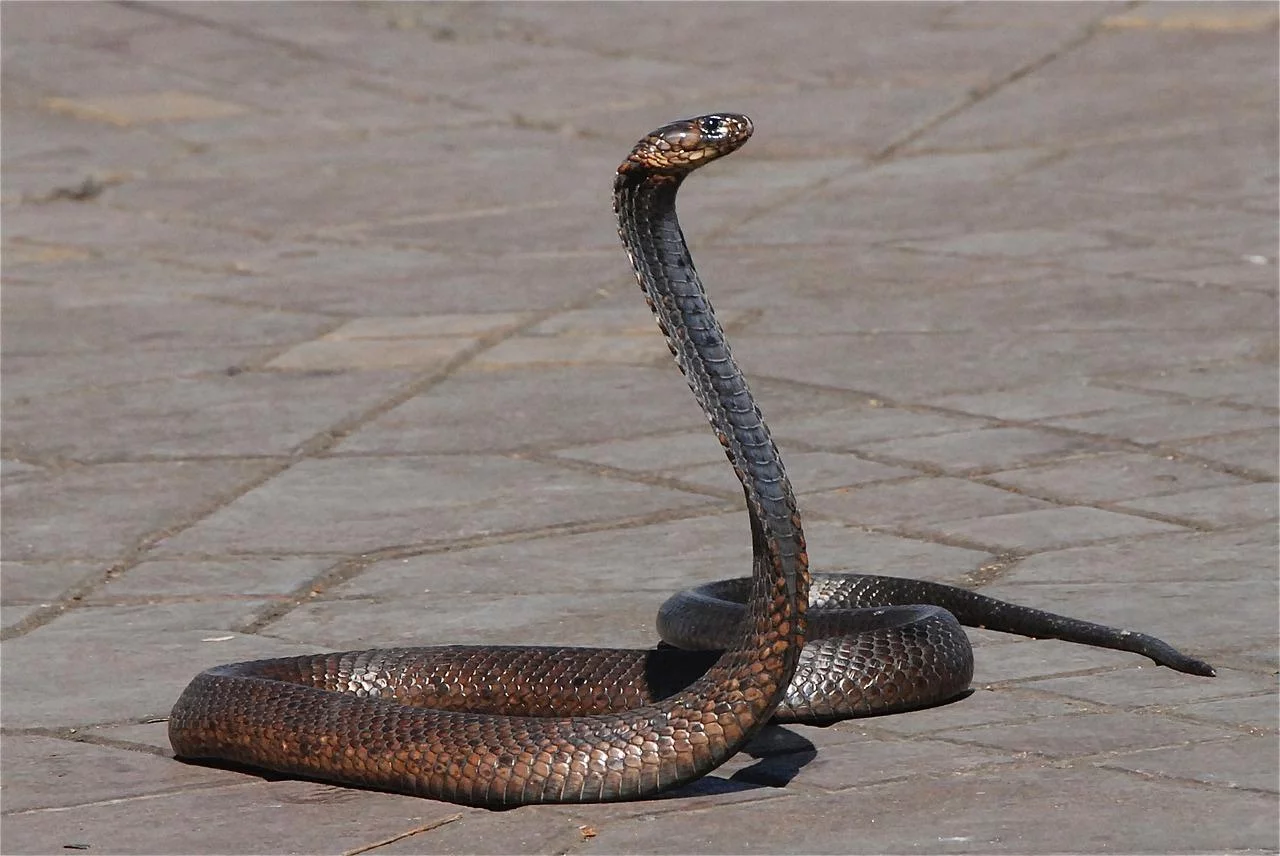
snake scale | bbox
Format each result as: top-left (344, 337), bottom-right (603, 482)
top-left (169, 114), bottom-right (1214, 808)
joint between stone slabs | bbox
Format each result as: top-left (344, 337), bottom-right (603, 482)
top-left (870, 9), bottom-right (1111, 164)
top-left (0, 462), bottom-right (292, 643)
top-left (527, 450), bottom-right (745, 502)
top-left (230, 502), bottom-right (746, 635)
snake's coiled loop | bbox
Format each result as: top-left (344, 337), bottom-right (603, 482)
top-left (170, 114), bottom-right (806, 808)
top-left (168, 114), bottom-right (1213, 809)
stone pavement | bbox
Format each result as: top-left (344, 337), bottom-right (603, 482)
top-left (2, 2), bottom-right (1277, 854)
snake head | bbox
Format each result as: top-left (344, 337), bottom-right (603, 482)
top-left (619, 113), bottom-right (754, 176)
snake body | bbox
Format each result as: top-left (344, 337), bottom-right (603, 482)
top-left (169, 114), bottom-right (1213, 808)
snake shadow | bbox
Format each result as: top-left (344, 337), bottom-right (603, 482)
top-left (646, 647), bottom-right (974, 799)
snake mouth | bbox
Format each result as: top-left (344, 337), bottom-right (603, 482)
top-left (620, 113), bottom-right (754, 174)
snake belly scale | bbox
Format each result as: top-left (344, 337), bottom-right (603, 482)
top-left (169, 114), bottom-right (1214, 808)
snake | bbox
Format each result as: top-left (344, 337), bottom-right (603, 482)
top-left (169, 113), bottom-right (1214, 808)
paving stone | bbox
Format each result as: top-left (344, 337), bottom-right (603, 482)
top-left (1153, 260), bottom-right (1280, 290)
top-left (367, 805), bottom-right (618, 856)
top-left (2, 604), bottom-right (45, 632)
top-left (668, 245), bottom-right (1028, 311)
top-left (335, 365), bottom-right (719, 455)
top-left (467, 306), bottom-right (753, 370)
top-left (722, 728), bottom-right (1017, 793)
top-left (800, 524), bottom-right (996, 582)
top-left (923, 506), bottom-right (1186, 551)
top-left (978, 580), bottom-right (1274, 661)
top-left (966, 635), bottom-right (1141, 685)
top-left (554, 430), bottom-right (740, 475)
top-left (0, 780), bottom-right (462, 856)
top-left (1173, 691), bottom-right (1280, 732)
top-left (722, 171), bottom-right (1213, 248)
top-left (1045, 401), bottom-right (1279, 445)
top-left (1033, 244), bottom-right (1247, 278)
top-left (944, 709), bottom-right (1233, 759)
top-left (1, 38), bottom-right (225, 107)
top-left (5, 369), bottom-right (419, 461)
top-left (1175, 428), bottom-right (1279, 477)
top-left (930, 381), bottom-right (1165, 421)
top-left (0, 0), bottom-right (167, 45)
top-left (1098, 2), bottom-right (1279, 32)
top-left (897, 228), bottom-right (1113, 259)
top-left (156, 455), bottom-right (713, 556)
top-left (774, 406), bottom-right (992, 450)
top-left (1030, 666), bottom-right (1273, 712)
top-left (0, 560), bottom-right (100, 603)
top-left (1101, 734), bottom-right (1279, 792)
top-left (318, 517), bottom-right (985, 610)
top-left (269, 589), bottom-right (673, 651)
top-left (1107, 362), bottom-right (1279, 408)
top-left (337, 198), bottom-right (623, 257)
top-left (152, 244), bottom-right (619, 316)
top-left (1, 287), bottom-right (335, 357)
top-left (698, 84), bottom-right (962, 160)
top-left (0, 602), bottom-right (312, 728)
top-left (314, 512), bottom-right (755, 599)
top-left (1007, 524), bottom-right (1278, 584)
top-left (1, 735), bottom-right (240, 814)
top-left (263, 309), bottom-right (534, 366)
top-left (946, 2), bottom-right (1128, 31)
top-left (1235, 639), bottom-right (1280, 673)
top-left (839, 149), bottom-right (1053, 190)
top-left (738, 273), bottom-right (1279, 336)
top-left (578, 764), bottom-right (1277, 854)
top-left (45, 91), bottom-right (250, 126)
top-left (985, 451), bottom-right (1250, 504)
top-left (561, 433), bottom-right (921, 496)
top-left (3, 202), bottom-right (263, 264)
top-left (1026, 128), bottom-right (1278, 205)
top-left (857, 426), bottom-right (1099, 474)
top-left (1115, 482), bottom-right (1278, 527)
top-left (0, 460), bottom-right (271, 561)
top-left (674, 451), bottom-right (920, 497)
top-left (426, 3), bottom-right (955, 91)
top-left (472, 331), bottom-right (671, 369)
top-left (86, 556), bottom-right (334, 602)
top-left (80, 720), bottom-right (179, 755)
top-left (267, 335), bottom-right (482, 372)
top-left (1, 347), bottom-right (279, 404)
top-left (801, 478), bottom-right (1050, 528)
top-left (111, 130), bottom-right (622, 241)
top-left (732, 329), bottom-right (1269, 400)
top-left (915, 28), bottom-right (1272, 153)
top-left (867, 686), bottom-right (1100, 738)
top-left (0, 458), bottom-right (44, 479)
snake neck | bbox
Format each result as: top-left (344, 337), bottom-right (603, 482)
top-left (614, 172), bottom-right (809, 653)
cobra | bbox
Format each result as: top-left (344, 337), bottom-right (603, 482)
top-left (169, 114), bottom-right (1213, 808)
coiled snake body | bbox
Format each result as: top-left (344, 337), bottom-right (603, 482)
top-left (170, 114), bottom-right (1214, 808)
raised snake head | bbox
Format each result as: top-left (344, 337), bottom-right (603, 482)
top-left (618, 113), bottom-right (754, 176)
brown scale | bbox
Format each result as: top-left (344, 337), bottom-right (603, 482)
top-left (169, 114), bottom-right (1214, 809)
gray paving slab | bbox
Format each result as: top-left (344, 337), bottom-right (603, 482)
top-left (1, 460), bottom-right (274, 561)
top-left (1177, 428), bottom-right (1280, 478)
top-left (984, 451), bottom-right (1251, 504)
top-left (2, 2), bottom-right (1276, 855)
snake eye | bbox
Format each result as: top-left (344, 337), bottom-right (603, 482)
top-left (700, 117), bottom-right (726, 139)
